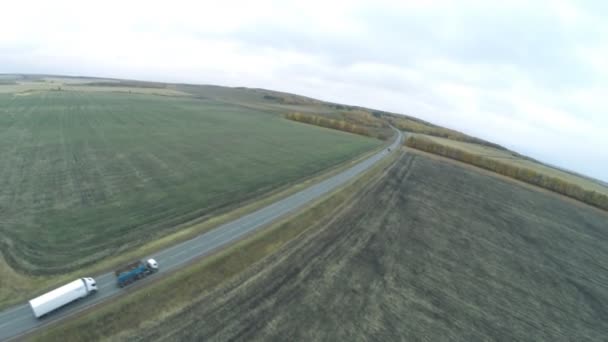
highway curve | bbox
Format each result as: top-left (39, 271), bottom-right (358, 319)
top-left (0, 129), bottom-right (402, 341)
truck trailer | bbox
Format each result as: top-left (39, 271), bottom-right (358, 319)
top-left (116, 258), bottom-right (158, 287)
top-left (28, 278), bottom-right (97, 318)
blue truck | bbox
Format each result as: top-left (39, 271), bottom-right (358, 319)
top-left (115, 259), bottom-right (159, 287)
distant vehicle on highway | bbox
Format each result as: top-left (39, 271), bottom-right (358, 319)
top-left (29, 278), bottom-right (97, 318)
top-left (116, 259), bottom-right (159, 287)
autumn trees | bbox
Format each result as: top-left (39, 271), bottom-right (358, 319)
top-left (405, 135), bottom-right (608, 211)
top-left (285, 112), bottom-right (373, 138)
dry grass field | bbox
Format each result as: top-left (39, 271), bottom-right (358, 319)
top-left (117, 152), bottom-right (608, 341)
top-left (0, 76), bottom-right (190, 96)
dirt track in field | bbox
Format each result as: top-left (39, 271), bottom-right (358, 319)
top-left (127, 152), bottom-right (608, 341)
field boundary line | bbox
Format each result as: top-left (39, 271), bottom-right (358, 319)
top-left (405, 147), bottom-right (608, 217)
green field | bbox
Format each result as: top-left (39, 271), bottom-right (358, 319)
top-left (0, 89), bottom-right (381, 275)
top-left (30, 140), bottom-right (399, 342)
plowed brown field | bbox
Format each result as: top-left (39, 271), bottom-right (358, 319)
top-left (127, 152), bottom-right (608, 341)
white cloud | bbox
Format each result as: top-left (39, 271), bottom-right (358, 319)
top-left (1, 0), bottom-right (607, 181)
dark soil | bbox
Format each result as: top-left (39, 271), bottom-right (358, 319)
top-left (128, 152), bottom-right (608, 341)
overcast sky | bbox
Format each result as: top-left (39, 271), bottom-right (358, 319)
top-left (2, 0), bottom-right (607, 181)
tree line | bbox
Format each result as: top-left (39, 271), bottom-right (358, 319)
top-left (285, 112), bottom-right (374, 138)
top-left (388, 116), bottom-right (509, 151)
top-left (405, 135), bottom-right (608, 211)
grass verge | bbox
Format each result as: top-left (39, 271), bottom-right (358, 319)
top-left (29, 148), bottom-right (401, 342)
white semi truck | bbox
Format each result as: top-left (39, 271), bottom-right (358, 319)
top-left (28, 278), bottom-right (97, 318)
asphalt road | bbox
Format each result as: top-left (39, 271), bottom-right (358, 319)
top-left (0, 129), bottom-right (402, 341)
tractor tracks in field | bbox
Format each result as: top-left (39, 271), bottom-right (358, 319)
top-left (131, 152), bottom-right (418, 341)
